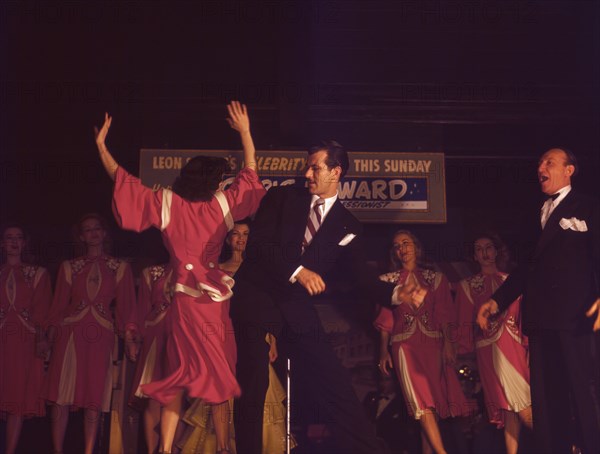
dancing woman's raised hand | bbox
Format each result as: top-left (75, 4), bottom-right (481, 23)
top-left (226, 101), bottom-right (250, 134)
top-left (94, 112), bottom-right (112, 147)
top-left (94, 112), bottom-right (119, 181)
top-left (226, 101), bottom-right (257, 171)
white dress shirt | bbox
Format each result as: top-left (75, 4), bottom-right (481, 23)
top-left (540, 185), bottom-right (571, 229)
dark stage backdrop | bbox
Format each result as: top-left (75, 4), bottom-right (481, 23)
top-left (2, 1), bottom-right (598, 278)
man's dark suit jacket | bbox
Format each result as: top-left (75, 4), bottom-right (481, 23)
top-left (492, 189), bottom-right (600, 333)
top-left (230, 184), bottom-right (396, 454)
top-left (232, 184), bottom-right (395, 329)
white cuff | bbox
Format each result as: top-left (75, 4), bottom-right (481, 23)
top-left (290, 266), bottom-right (304, 283)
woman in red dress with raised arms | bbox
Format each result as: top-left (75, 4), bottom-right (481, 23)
top-left (95, 102), bottom-right (265, 454)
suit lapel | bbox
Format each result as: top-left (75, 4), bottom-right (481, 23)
top-left (309, 200), bottom-right (350, 247)
top-left (283, 189), bottom-right (311, 246)
top-left (535, 190), bottom-right (577, 258)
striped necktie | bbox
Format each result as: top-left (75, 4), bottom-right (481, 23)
top-left (302, 198), bottom-right (325, 253)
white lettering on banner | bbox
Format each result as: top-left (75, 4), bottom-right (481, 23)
top-left (256, 157), bottom-right (306, 172)
top-left (152, 156), bottom-right (184, 170)
top-left (353, 159), bottom-right (381, 172)
top-left (260, 179), bottom-right (296, 190)
top-left (389, 180), bottom-right (408, 199)
top-left (383, 159), bottom-right (432, 173)
top-left (338, 179), bottom-right (408, 200)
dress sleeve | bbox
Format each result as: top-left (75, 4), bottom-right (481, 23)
top-left (47, 261), bottom-right (73, 328)
top-left (30, 267), bottom-right (53, 330)
top-left (454, 279), bottom-right (475, 354)
top-left (223, 167), bottom-right (266, 221)
top-left (112, 166), bottom-right (163, 232)
top-left (114, 261), bottom-right (138, 335)
top-left (374, 307), bottom-right (394, 333)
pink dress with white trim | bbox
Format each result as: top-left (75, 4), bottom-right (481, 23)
top-left (112, 166), bottom-right (265, 405)
top-left (375, 268), bottom-right (471, 420)
top-left (0, 264), bottom-right (52, 417)
top-left (43, 255), bottom-right (136, 412)
top-left (455, 272), bottom-right (530, 427)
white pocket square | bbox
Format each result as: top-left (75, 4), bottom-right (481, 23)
top-left (338, 233), bottom-right (356, 246)
top-left (559, 217), bottom-right (588, 232)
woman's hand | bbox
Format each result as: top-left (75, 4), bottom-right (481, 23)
top-left (125, 329), bottom-right (141, 362)
top-left (442, 339), bottom-right (456, 366)
top-left (94, 112), bottom-right (119, 180)
top-left (226, 101), bottom-right (250, 134)
top-left (379, 349), bottom-right (393, 376)
top-left (35, 338), bottom-right (51, 360)
top-left (266, 333), bottom-right (278, 363)
top-left (94, 112), bottom-right (112, 148)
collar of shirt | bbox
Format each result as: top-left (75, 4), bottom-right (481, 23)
top-left (310, 193), bottom-right (338, 223)
top-left (551, 184), bottom-right (571, 208)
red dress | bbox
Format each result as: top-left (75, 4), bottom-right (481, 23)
top-left (112, 166), bottom-right (265, 405)
top-left (455, 272), bottom-right (530, 427)
top-left (375, 268), bottom-right (471, 419)
top-left (130, 264), bottom-right (172, 405)
top-left (43, 255), bottom-right (136, 412)
top-left (0, 264), bottom-right (52, 417)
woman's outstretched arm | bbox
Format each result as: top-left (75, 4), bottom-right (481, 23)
top-left (94, 112), bottom-right (119, 181)
top-left (226, 101), bottom-right (257, 171)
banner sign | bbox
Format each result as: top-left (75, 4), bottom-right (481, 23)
top-left (140, 149), bottom-right (446, 223)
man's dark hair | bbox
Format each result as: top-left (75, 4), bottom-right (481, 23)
top-left (308, 140), bottom-right (349, 178)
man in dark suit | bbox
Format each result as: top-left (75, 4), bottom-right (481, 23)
top-left (477, 148), bottom-right (600, 453)
top-left (231, 141), bottom-right (400, 454)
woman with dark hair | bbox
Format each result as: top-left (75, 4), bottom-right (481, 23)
top-left (43, 213), bottom-right (137, 454)
top-left (95, 101), bottom-right (265, 454)
top-left (455, 233), bottom-right (531, 454)
top-left (375, 230), bottom-right (469, 454)
top-left (0, 224), bottom-right (52, 454)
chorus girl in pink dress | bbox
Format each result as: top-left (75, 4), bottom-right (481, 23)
top-left (130, 263), bottom-right (173, 454)
top-left (94, 101), bottom-right (265, 454)
top-left (375, 230), bottom-right (469, 454)
top-left (43, 213), bottom-right (137, 454)
top-left (0, 224), bottom-right (52, 454)
top-left (455, 234), bottom-right (532, 454)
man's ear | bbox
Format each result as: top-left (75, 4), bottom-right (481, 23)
top-left (332, 166), bottom-right (342, 180)
top-left (565, 164), bottom-right (575, 177)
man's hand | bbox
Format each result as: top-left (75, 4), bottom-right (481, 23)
top-left (476, 299), bottom-right (499, 331)
top-left (585, 297), bottom-right (600, 332)
top-left (226, 101), bottom-right (250, 134)
top-left (295, 267), bottom-right (326, 296)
